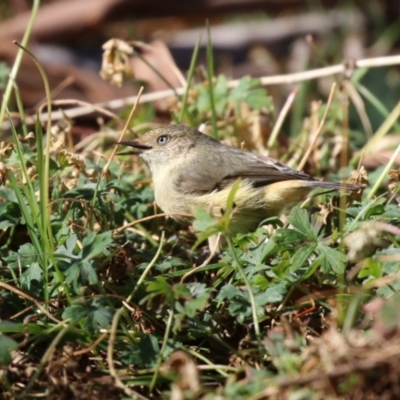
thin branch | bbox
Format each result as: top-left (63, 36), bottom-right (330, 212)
top-left (113, 212), bottom-right (192, 235)
top-left (5, 54), bottom-right (400, 129)
top-left (72, 331), bottom-right (109, 356)
top-left (253, 344), bottom-right (400, 399)
top-left (107, 308), bottom-right (150, 400)
top-left (125, 231), bottom-right (165, 304)
top-left (103, 86), bottom-right (144, 175)
top-left (297, 82), bottom-right (337, 171)
top-left (0, 281), bottom-right (62, 324)
top-left (266, 88), bottom-right (298, 152)
top-left (180, 232), bottom-right (221, 283)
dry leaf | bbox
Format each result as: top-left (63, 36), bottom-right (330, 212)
top-left (100, 38), bottom-right (133, 87)
top-left (317, 199), bottom-right (333, 225)
top-left (161, 350), bottom-right (201, 400)
top-left (388, 169), bottom-right (400, 181)
top-left (346, 165), bottom-right (368, 202)
top-left (344, 221), bottom-right (400, 262)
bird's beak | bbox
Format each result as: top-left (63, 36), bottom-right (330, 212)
top-left (115, 140), bottom-right (152, 155)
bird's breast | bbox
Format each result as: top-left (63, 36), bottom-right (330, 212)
top-left (152, 168), bottom-right (192, 216)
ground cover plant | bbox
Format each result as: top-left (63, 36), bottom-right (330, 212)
top-left (1, 3), bottom-right (400, 399)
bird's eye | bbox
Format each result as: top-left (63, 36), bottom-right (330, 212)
top-left (157, 135), bottom-right (169, 145)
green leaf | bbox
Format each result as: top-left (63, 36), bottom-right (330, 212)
top-left (20, 262), bottom-right (42, 290)
top-left (0, 334), bottom-right (18, 365)
top-left (54, 234), bottom-right (80, 268)
top-left (358, 258), bottom-right (383, 279)
top-left (274, 228), bottom-right (307, 247)
top-left (287, 207), bottom-right (318, 241)
top-left (196, 75), bottom-right (229, 116)
top-left (192, 221), bottom-right (222, 250)
top-left (142, 277), bottom-right (192, 305)
top-left (365, 204), bottom-right (385, 220)
top-left (222, 179), bottom-right (241, 224)
top-left (63, 184), bottom-right (97, 200)
top-left (79, 260), bottom-right (99, 285)
top-left (183, 293), bottom-right (209, 318)
top-left (62, 302), bottom-right (89, 323)
top-left (193, 207), bottom-right (216, 232)
top-left (188, 282), bottom-right (210, 297)
top-left (81, 231), bottom-right (113, 261)
top-left (86, 300), bottom-right (114, 331)
top-left (0, 219), bottom-right (18, 230)
top-left (65, 260), bottom-right (98, 291)
top-left (129, 334), bottom-right (160, 368)
top-left (216, 284), bottom-right (244, 301)
top-left (62, 299), bottom-right (114, 332)
top-left (256, 281), bottom-right (289, 305)
top-left (377, 282), bottom-right (400, 298)
top-left (0, 188), bottom-right (18, 203)
top-left (146, 276), bottom-right (172, 297)
top-left (0, 321), bottom-right (23, 333)
top-left (380, 204), bottom-right (400, 219)
top-left (228, 297), bottom-right (252, 323)
top-left (5, 243), bottom-right (38, 270)
top-left (290, 243), bottom-right (317, 272)
top-left (230, 76), bottom-right (272, 111)
top-left (156, 257), bottom-right (188, 272)
top-left (193, 179), bottom-right (242, 248)
top-left (57, 232), bottom-right (100, 291)
top-left (0, 321), bottom-right (44, 335)
top-left (239, 235), bottom-right (276, 267)
top-left (317, 243), bottom-right (346, 274)
top-left (64, 264), bottom-right (80, 286)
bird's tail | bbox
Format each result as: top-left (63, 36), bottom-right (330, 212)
top-left (305, 180), bottom-right (362, 191)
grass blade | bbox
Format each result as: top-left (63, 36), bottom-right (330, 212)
top-left (206, 20), bottom-right (218, 140)
top-left (178, 33), bottom-right (202, 125)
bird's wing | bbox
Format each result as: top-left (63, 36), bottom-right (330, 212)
top-left (173, 167), bottom-right (228, 194)
top-left (218, 152), bottom-right (316, 189)
top-left (173, 148), bottom-right (316, 195)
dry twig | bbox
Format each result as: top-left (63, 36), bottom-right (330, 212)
top-left (5, 54), bottom-right (400, 130)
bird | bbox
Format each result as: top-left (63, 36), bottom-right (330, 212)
top-left (118, 124), bottom-right (361, 251)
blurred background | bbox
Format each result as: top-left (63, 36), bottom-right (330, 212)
top-left (0, 0), bottom-right (399, 144)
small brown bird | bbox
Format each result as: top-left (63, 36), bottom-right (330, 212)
top-left (119, 124), bottom-right (360, 251)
